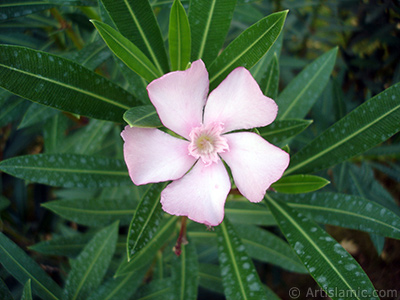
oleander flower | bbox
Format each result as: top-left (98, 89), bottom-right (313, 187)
top-left (121, 60), bottom-right (289, 226)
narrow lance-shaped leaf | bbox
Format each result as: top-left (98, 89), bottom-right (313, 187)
top-left (116, 216), bottom-right (178, 277)
top-left (277, 47), bottom-right (338, 119)
top-left (260, 53), bottom-right (279, 99)
top-left (264, 194), bottom-right (379, 300)
top-left (171, 241), bottom-right (198, 300)
top-left (19, 103), bottom-right (57, 129)
top-left (169, 0), bottom-right (191, 71)
top-left (216, 218), bottom-right (267, 300)
top-left (258, 119), bottom-right (313, 145)
top-left (189, 0), bottom-right (237, 66)
top-left (64, 222), bottom-right (119, 300)
top-left (0, 45), bottom-right (137, 122)
top-left (0, 233), bottom-right (63, 300)
top-left (0, 154), bottom-right (131, 188)
top-left (91, 20), bottom-right (161, 82)
top-left (208, 10), bottom-right (287, 90)
top-left (0, 1), bottom-right (53, 21)
top-left (100, 0), bottom-right (169, 74)
top-left (286, 82), bottom-right (400, 175)
top-left (0, 277), bottom-right (15, 300)
top-left (127, 183), bottom-right (167, 260)
top-left (123, 105), bottom-right (163, 128)
top-left (21, 280), bottom-right (33, 300)
top-left (42, 197), bottom-right (135, 227)
top-left (271, 174), bottom-right (330, 194)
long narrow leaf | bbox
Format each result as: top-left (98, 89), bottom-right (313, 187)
top-left (208, 10), bottom-right (287, 90)
top-left (286, 82), bottom-right (400, 174)
top-left (127, 183), bottom-right (166, 259)
top-left (260, 53), bottom-right (279, 99)
top-left (265, 194), bottom-right (378, 300)
top-left (277, 47), bottom-right (338, 119)
top-left (0, 45), bottom-right (137, 122)
top-left (64, 222), bottom-right (119, 300)
top-left (271, 174), bottom-right (330, 194)
top-left (216, 218), bottom-right (267, 300)
top-left (0, 154), bottom-right (130, 188)
top-left (21, 280), bottom-right (33, 300)
top-left (169, 0), bottom-right (191, 71)
top-left (0, 277), bottom-right (15, 300)
top-left (188, 0), bottom-right (237, 66)
top-left (0, 233), bottom-right (63, 300)
top-left (123, 105), bottom-right (163, 128)
top-left (91, 20), bottom-right (161, 82)
top-left (100, 0), bottom-right (169, 74)
top-left (259, 119), bottom-right (313, 145)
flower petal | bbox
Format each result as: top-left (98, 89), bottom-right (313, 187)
top-left (161, 160), bottom-right (231, 226)
top-left (220, 132), bottom-right (289, 202)
top-left (121, 126), bottom-right (196, 185)
top-left (146, 60), bottom-right (209, 139)
top-left (204, 67), bottom-right (278, 133)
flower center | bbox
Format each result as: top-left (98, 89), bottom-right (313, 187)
top-left (188, 122), bottom-right (229, 166)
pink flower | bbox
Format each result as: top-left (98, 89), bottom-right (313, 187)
top-left (121, 60), bottom-right (289, 226)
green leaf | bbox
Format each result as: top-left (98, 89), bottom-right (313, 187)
top-left (216, 218), bottom-right (267, 300)
top-left (91, 20), bottom-right (161, 82)
top-left (127, 183), bottom-right (166, 259)
top-left (0, 1), bottom-right (53, 21)
top-left (133, 278), bottom-right (173, 300)
top-left (208, 10), bottom-right (287, 90)
top-left (29, 233), bottom-right (95, 258)
top-left (123, 105), bottom-right (162, 128)
top-left (18, 103), bottom-right (57, 129)
top-left (286, 82), bottom-right (400, 175)
top-left (86, 265), bottom-right (148, 300)
top-left (234, 225), bottom-right (307, 273)
top-left (277, 47), bottom-right (338, 119)
top-left (259, 119), bottom-right (313, 145)
top-left (0, 277), bottom-right (14, 300)
top-left (271, 174), bottom-right (330, 194)
top-left (171, 241), bottom-right (198, 300)
top-left (21, 280), bottom-right (33, 300)
top-left (0, 195), bottom-right (11, 211)
top-left (198, 264), bottom-right (223, 294)
top-left (264, 194), bottom-right (379, 300)
top-left (188, 0), bottom-right (237, 66)
top-left (0, 154), bottom-right (130, 188)
top-left (225, 201), bottom-right (276, 226)
top-left (64, 222), bottom-right (118, 300)
top-left (0, 45), bottom-right (136, 122)
top-left (0, 233), bottom-right (63, 300)
top-left (42, 197), bottom-right (135, 227)
top-left (100, 0), bottom-right (169, 74)
top-left (260, 53), bottom-right (279, 99)
top-left (116, 216), bottom-right (177, 277)
top-left (169, 0), bottom-right (191, 71)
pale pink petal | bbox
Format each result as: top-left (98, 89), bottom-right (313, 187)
top-left (204, 67), bottom-right (278, 133)
top-left (161, 160), bottom-right (231, 226)
top-left (121, 126), bottom-right (196, 185)
top-left (146, 60), bottom-right (209, 139)
top-left (220, 132), bottom-right (289, 203)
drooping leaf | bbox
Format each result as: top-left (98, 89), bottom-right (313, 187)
top-left (0, 233), bottom-right (63, 300)
top-left (259, 119), bottom-right (313, 145)
top-left (188, 0), bottom-right (237, 66)
top-left (0, 154), bottom-right (130, 188)
top-left (277, 47), bottom-right (338, 119)
top-left (216, 218), bottom-right (267, 300)
top-left (123, 105), bottom-right (162, 128)
top-left (171, 241), bottom-right (198, 300)
top-left (169, 0), bottom-right (191, 71)
top-left (86, 264), bottom-right (148, 300)
top-left (208, 10), bottom-right (287, 90)
top-left (264, 194), bottom-right (378, 300)
top-left (285, 82), bottom-right (400, 175)
top-left (100, 0), bottom-right (169, 74)
top-left (116, 216), bottom-right (178, 277)
top-left (127, 183), bottom-right (166, 259)
top-left (42, 197), bottom-right (135, 227)
top-left (63, 222), bottom-right (118, 300)
top-left (91, 20), bottom-right (161, 82)
top-left (271, 174), bottom-right (330, 194)
top-left (0, 45), bottom-right (136, 122)
top-left (260, 53), bottom-right (279, 99)
top-left (21, 280), bottom-right (33, 300)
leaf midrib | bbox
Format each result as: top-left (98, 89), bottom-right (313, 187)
top-left (196, 0), bottom-right (216, 60)
top-left (1, 165), bottom-right (128, 176)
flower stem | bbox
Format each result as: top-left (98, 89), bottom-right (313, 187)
top-left (174, 216), bottom-right (188, 256)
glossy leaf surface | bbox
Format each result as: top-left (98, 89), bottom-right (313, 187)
top-left (123, 105), bottom-right (162, 128)
top-left (259, 119), bottom-right (313, 145)
top-left (271, 174), bottom-right (330, 194)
